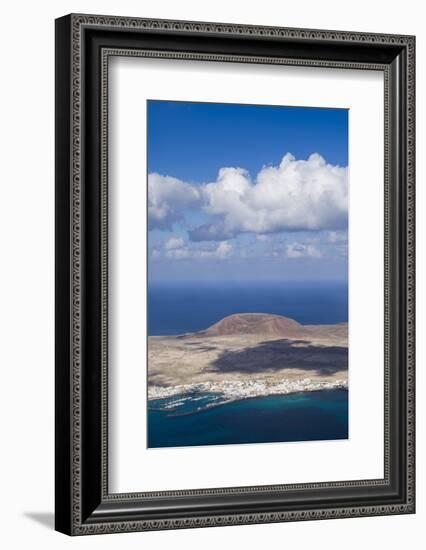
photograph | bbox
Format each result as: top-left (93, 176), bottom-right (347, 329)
top-left (147, 100), bottom-right (349, 448)
top-left (52, 12), bottom-right (415, 536)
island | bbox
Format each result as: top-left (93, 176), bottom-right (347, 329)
top-left (148, 313), bottom-right (348, 410)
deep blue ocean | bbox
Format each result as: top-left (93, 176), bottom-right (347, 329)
top-left (148, 389), bottom-right (348, 448)
top-left (148, 281), bottom-right (348, 335)
top-left (147, 281), bottom-right (348, 448)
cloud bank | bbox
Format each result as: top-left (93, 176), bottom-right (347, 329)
top-left (156, 239), bottom-right (233, 261)
top-left (148, 153), bottom-right (348, 242)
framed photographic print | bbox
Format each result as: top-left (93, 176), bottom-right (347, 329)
top-left (55, 14), bottom-right (415, 535)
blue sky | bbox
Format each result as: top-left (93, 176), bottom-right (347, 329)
top-left (147, 100), bottom-right (348, 283)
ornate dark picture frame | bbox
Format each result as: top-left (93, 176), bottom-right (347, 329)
top-left (55, 13), bottom-right (415, 535)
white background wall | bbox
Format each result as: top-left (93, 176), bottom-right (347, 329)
top-left (0, 0), bottom-right (422, 548)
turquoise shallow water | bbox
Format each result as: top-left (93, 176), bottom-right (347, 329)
top-left (148, 388), bottom-right (348, 448)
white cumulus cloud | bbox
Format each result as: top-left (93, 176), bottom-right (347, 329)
top-left (164, 237), bottom-right (185, 250)
top-left (326, 230), bottom-right (348, 243)
top-left (163, 239), bottom-right (233, 261)
top-left (215, 241), bottom-right (233, 259)
top-left (256, 234), bottom-right (271, 242)
top-left (286, 242), bottom-right (322, 259)
top-left (188, 153), bottom-right (348, 241)
top-left (148, 173), bottom-right (201, 230)
top-left (148, 154), bottom-right (348, 241)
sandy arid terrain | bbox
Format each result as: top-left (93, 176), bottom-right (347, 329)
top-left (148, 313), bottom-right (348, 401)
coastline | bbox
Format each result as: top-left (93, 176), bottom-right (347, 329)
top-left (148, 313), bottom-right (348, 419)
top-left (148, 388), bottom-right (348, 417)
top-left (148, 378), bottom-right (348, 415)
